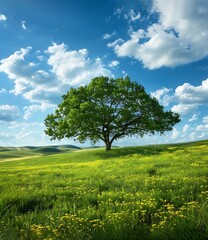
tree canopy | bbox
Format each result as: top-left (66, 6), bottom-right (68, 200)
top-left (44, 76), bottom-right (180, 151)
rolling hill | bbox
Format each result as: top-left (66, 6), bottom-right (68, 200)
top-left (0, 144), bottom-right (82, 160)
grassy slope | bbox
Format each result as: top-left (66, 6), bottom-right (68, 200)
top-left (0, 140), bottom-right (207, 240)
top-left (0, 145), bottom-right (81, 160)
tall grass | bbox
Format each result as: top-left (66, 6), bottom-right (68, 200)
top-left (0, 141), bottom-right (207, 239)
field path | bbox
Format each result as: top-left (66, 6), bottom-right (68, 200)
top-left (0, 155), bottom-right (41, 163)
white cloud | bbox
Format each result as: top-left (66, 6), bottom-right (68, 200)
top-left (103, 31), bottom-right (116, 40)
top-left (150, 80), bottom-right (208, 116)
top-left (0, 46), bottom-right (32, 83)
top-left (124, 9), bottom-right (141, 22)
top-left (114, 8), bottom-right (140, 23)
top-left (0, 43), bottom-right (112, 105)
top-left (171, 103), bottom-right (198, 116)
top-left (46, 43), bottom-right (112, 86)
top-left (202, 116), bottom-right (208, 124)
top-left (189, 114), bottom-right (197, 122)
top-left (0, 88), bottom-right (7, 93)
top-left (166, 115), bottom-right (208, 142)
top-left (170, 128), bottom-right (180, 140)
top-left (0, 105), bottom-right (19, 122)
top-left (109, 0), bottom-right (208, 69)
top-left (23, 104), bottom-right (48, 120)
top-left (21, 20), bottom-right (27, 30)
top-left (21, 20), bottom-right (31, 31)
top-left (171, 80), bottom-right (208, 115)
top-left (122, 70), bottom-right (127, 78)
top-left (189, 131), bottom-right (197, 140)
top-left (198, 133), bottom-right (207, 139)
top-left (175, 79), bottom-right (208, 104)
top-left (108, 60), bottom-right (119, 68)
top-left (179, 124), bottom-right (191, 140)
top-left (182, 124), bottom-right (190, 133)
top-left (107, 38), bottom-right (124, 48)
top-left (151, 87), bottom-right (172, 106)
top-left (0, 14), bottom-right (6, 21)
top-left (196, 123), bottom-right (208, 132)
top-left (150, 82), bottom-right (208, 141)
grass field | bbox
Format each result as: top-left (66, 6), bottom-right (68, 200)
top-left (0, 140), bottom-right (207, 240)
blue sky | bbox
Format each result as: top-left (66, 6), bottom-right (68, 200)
top-left (0, 0), bottom-right (208, 147)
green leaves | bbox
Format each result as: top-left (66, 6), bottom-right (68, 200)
top-left (44, 76), bottom-right (180, 150)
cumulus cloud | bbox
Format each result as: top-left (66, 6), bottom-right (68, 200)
top-left (108, 60), bottom-right (119, 68)
top-left (0, 105), bottom-right (19, 121)
top-left (175, 79), bottom-right (208, 104)
top-left (0, 43), bottom-right (112, 105)
top-left (46, 43), bottom-right (112, 86)
top-left (151, 81), bottom-right (208, 141)
top-left (151, 87), bottom-right (172, 106)
top-left (202, 116), bottom-right (208, 124)
top-left (196, 123), bottom-right (208, 132)
top-left (109, 0), bottom-right (208, 69)
top-left (171, 103), bottom-right (198, 116)
top-left (0, 47), bottom-right (58, 104)
top-left (171, 79), bottom-right (208, 115)
top-left (0, 47), bottom-right (33, 88)
top-left (194, 116), bottom-right (208, 135)
top-left (151, 80), bottom-right (208, 116)
top-left (182, 124), bottom-right (190, 134)
top-left (170, 128), bottom-right (180, 140)
top-left (0, 14), bottom-right (6, 21)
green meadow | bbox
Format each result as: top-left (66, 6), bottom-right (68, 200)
top-left (0, 141), bottom-right (207, 240)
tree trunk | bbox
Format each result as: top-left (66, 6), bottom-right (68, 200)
top-left (105, 142), bottom-right (112, 151)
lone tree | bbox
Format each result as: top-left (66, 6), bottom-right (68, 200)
top-left (45, 76), bottom-right (180, 151)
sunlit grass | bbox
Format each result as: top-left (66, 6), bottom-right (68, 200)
top-left (0, 140), bottom-right (208, 239)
